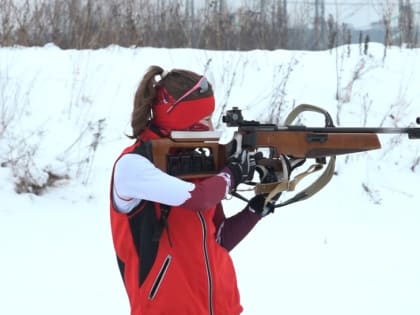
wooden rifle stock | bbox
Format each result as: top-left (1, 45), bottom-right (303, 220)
top-left (149, 137), bottom-right (226, 179)
top-left (247, 130), bottom-right (381, 158)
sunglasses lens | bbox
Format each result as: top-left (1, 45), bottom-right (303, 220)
top-left (199, 77), bottom-right (209, 93)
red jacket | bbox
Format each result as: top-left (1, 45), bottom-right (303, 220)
top-left (110, 136), bottom-right (243, 314)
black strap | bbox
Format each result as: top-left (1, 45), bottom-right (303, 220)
top-left (148, 123), bottom-right (168, 137)
top-left (152, 204), bottom-right (172, 247)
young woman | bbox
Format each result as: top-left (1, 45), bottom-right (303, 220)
top-left (110, 65), bottom-right (273, 315)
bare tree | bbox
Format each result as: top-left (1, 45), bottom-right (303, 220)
top-left (398, 0), bottom-right (415, 47)
top-left (383, 14), bottom-right (391, 60)
top-left (313, 0), bottom-right (326, 50)
top-left (327, 14), bottom-right (337, 51)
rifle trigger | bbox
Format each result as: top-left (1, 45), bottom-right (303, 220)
top-left (307, 133), bottom-right (328, 143)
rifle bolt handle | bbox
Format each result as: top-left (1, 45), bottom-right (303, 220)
top-left (417, 117), bottom-right (420, 125)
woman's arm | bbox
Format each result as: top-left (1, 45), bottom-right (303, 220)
top-left (113, 153), bottom-right (233, 213)
top-left (214, 203), bottom-right (261, 251)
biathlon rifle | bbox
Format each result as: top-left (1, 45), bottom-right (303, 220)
top-left (147, 104), bottom-right (420, 207)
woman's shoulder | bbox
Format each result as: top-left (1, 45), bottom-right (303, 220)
top-left (116, 152), bottom-right (153, 170)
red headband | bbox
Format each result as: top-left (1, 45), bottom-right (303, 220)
top-left (152, 86), bottom-right (215, 131)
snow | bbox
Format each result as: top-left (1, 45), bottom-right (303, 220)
top-left (1, 43), bottom-right (419, 315)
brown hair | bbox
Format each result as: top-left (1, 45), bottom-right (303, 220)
top-left (129, 65), bottom-right (213, 138)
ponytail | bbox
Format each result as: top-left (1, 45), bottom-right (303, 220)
top-left (129, 66), bottom-right (166, 138)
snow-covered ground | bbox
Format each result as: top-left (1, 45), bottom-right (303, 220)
top-left (1, 43), bottom-right (419, 314)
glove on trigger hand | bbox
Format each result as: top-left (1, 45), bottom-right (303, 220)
top-left (248, 194), bottom-right (275, 217)
top-left (226, 149), bottom-right (256, 189)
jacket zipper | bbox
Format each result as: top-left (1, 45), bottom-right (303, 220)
top-left (198, 212), bottom-right (214, 315)
top-left (148, 254), bottom-right (172, 300)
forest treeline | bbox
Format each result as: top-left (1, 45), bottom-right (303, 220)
top-left (0, 0), bottom-right (419, 50)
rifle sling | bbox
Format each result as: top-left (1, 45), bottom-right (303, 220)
top-left (254, 159), bottom-right (333, 207)
top-left (284, 103), bottom-right (335, 127)
top-left (255, 163), bottom-right (323, 195)
top-left (268, 103), bottom-right (337, 207)
top-left (273, 156), bottom-right (336, 208)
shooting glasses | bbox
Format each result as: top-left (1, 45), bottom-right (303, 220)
top-left (167, 76), bottom-right (209, 113)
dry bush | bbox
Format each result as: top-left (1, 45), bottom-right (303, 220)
top-left (0, 67), bottom-right (105, 194)
top-left (8, 143), bottom-right (69, 195)
top-left (0, 117), bottom-right (106, 195)
top-left (269, 57), bottom-right (298, 125)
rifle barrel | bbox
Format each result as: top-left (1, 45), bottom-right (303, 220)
top-left (285, 126), bottom-right (420, 139)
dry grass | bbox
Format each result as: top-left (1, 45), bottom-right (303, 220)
top-left (2, 0), bottom-right (416, 50)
